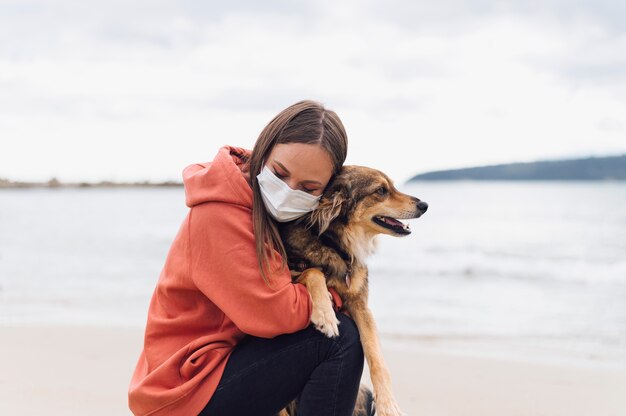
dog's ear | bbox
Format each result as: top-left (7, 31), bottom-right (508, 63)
top-left (307, 191), bottom-right (345, 235)
top-left (306, 174), bottom-right (351, 235)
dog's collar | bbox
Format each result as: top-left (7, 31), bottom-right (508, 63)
top-left (288, 258), bottom-right (311, 272)
top-left (287, 231), bottom-right (354, 288)
top-left (319, 231), bottom-right (351, 264)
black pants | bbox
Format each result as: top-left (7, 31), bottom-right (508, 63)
top-left (199, 311), bottom-right (365, 416)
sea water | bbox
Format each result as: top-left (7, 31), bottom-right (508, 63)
top-left (0, 182), bottom-right (624, 367)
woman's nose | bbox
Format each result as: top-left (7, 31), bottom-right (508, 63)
top-left (284, 178), bottom-right (298, 191)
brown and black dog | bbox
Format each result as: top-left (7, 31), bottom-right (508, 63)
top-left (277, 165), bottom-right (428, 416)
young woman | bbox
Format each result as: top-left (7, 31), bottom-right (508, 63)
top-left (128, 100), bottom-right (366, 416)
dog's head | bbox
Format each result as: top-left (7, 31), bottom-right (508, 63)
top-left (307, 165), bottom-right (428, 236)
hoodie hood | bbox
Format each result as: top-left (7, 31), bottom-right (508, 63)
top-left (183, 145), bottom-right (253, 208)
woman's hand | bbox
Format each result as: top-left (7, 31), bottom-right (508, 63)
top-left (328, 287), bottom-right (343, 312)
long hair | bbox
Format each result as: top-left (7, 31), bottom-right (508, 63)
top-left (247, 100), bottom-right (348, 286)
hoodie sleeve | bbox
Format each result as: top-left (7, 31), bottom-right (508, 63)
top-left (188, 201), bottom-right (313, 338)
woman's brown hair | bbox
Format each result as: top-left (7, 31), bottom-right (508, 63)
top-left (247, 100), bottom-right (348, 286)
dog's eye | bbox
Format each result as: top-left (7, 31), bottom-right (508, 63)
top-left (376, 186), bottom-right (388, 196)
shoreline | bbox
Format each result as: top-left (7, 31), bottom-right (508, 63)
top-left (379, 331), bottom-right (626, 372)
top-left (1, 324), bottom-right (625, 416)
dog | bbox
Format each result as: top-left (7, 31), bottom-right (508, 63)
top-left (276, 165), bottom-right (428, 416)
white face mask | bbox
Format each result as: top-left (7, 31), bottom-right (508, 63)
top-left (256, 165), bottom-right (322, 222)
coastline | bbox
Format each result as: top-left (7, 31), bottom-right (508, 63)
top-left (1, 325), bottom-right (624, 416)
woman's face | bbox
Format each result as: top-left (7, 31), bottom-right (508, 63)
top-left (265, 143), bottom-right (334, 197)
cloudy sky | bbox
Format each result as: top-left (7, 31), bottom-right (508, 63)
top-left (1, 0), bottom-right (625, 183)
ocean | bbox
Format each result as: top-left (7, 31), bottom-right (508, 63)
top-left (1, 182), bottom-right (625, 367)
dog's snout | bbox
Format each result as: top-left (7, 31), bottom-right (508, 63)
top-left (417, 201), bottom-right (428, 212)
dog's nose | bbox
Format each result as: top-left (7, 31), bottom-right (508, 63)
top-left (417, 201), bottom-right (428, 212)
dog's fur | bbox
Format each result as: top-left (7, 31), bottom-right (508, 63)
top-left (276, 165), bottom-right (428, 416)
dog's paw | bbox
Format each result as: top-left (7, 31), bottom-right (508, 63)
top-left (310, 297), bottom-right (340, 338)
top-left (374, 393), bottom-right (404, 416)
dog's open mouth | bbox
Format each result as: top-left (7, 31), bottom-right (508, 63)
top-left (372, 215), bottom-right (411, 235)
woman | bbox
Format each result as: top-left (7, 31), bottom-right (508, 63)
top-left (128, 100), bottom-right (366, 416)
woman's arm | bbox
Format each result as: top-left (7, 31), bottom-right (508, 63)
top-left (188, 202), bottom-right (313, 338)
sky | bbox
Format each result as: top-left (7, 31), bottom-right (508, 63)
top-left (1, 0), bottom-right (625, 184)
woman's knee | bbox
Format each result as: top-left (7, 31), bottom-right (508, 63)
top-left (335, 312), bottom-right (364, 364)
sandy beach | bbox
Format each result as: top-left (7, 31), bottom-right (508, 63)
top-left (1, 325), bottom-right (624, 416)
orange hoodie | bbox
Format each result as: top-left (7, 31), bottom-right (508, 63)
top-left (128, 145), bottom-right (341, 416)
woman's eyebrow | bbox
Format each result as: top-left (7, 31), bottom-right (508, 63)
top-left (274, 160), bottom-right (291, 174)
top-left (274, 160), bottom-right (323, 185)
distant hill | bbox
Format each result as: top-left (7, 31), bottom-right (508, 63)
top-left (408, 155), bottom-right (626, 181)
top-left (0, 177), bottom-right (182, 189)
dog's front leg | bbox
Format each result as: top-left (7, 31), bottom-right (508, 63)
top-left (347, 301), bottom-right (404, 416)
top-left (296, 268), bottom-right (339, 338)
